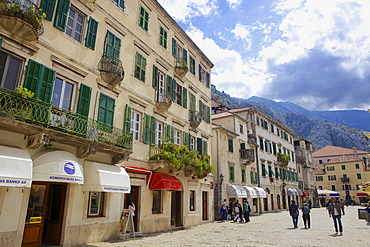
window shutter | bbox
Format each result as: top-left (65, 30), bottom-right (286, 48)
top-left (170, 125), bottom-right (174, 143)
top-left (85, 17), bottom-right (98, 50)
top-left (250, 171), bottom-right (254, 184)
top-left (182, 87), bottom-right (187, 108)
top-left (23, 59), bottom-right (42, 96)
top-left (202, 140), bottom-right (208, 155)
top-left (199, 100), bottom-right (203, 119)
top-left (240, 143), bottom-right (246, 150)
top-left (105, 31), bottom-right (114, 57)
top-left (150, 116), bottom-right (156, 145)
top-left (98, 94), bottom-right (107, 123)
top-left (190, 93), bottom-right (195, 112)
top-left (143, 113), bottom-right (151, 144)
top-left (53, 0), bottom-right (70, 31)
top-left (166, 123), bottom-right (171, 142)
top-left (198, 64), bottom-right (202, 81)
top-left (152, 65), bottom-right (159, 89)
top-left (119, 0), bottom-right (125, 10)
top-left (183, 48), bottom-right (188, 65)
top-left (38, 66), bottom-right (55, 103)
top-left (124, 104), bottom-right (132, 133)
top-left (183, 132), bottom-right (190, 147)
top-left (197, 137), bottom-right (202, 154)
top-left (98, 93), bottom-right (115, 126)
top-left (228, 139), bottom-right (233, 153)
top-left (40, 0), bottom-right (56, 21)
top-left (206, 106), bottom-right (210, 123)
top-left (77, 84), bottom-right (91, 117)
top-left (140, 56), bottom-right (146, 81)
top-left (166, 75), bottom-right (172, 99)
top-left (172, 79), bottom-right (176, 101)
top-left (113, 35), bottom-right (121, 60)
top-left (172, 38), bottom-right (177, 56)
top-left (206, 72), bottom-right (210, 88)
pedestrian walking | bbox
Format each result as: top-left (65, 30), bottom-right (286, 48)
top-left (327, 198), bottom-right (343, 235)
top-left (308, 199), bottom-right (312, 209)
top-left (221, 199), bottom-right (228, 221)
top-left (289, 200), bottom-right (299, 228)
top-left (301, 203), bottom-right (311, 229)
top-left (339, 199), bottom-right (345, 215)
top-left (233, 200), bottom-right (242, 222)
top-left (243, 200), bottom-right (251, 223)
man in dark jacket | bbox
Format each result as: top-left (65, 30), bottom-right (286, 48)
top-left (289, 200), bottom-right (299, 228)
top-left (328, 198), bottom-right (343, 235)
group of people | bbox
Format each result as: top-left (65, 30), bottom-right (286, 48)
top-left (220, 199), bottom-right (251, 223)
top-left (289, 197), bottom-right (346, 234)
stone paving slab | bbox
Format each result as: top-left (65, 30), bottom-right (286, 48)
top-left (77, 206), bottom-right (370, 247)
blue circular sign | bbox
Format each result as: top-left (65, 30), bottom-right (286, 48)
top-left (64, 162), bottom-right (75, 175)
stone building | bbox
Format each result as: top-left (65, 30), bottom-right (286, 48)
top-left (0, 0), bottom-right (213, 246)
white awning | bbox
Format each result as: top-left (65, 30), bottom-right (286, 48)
top-left (32, 151), bottom-right (83, 184)
top-left (296, 188), bottom-right (303, 196)
top-left (227, 184), bottom-right (247, 198)
top-left (0, 145), bottom-right (32, 187)
top-left (287, 188), bottom-right (298, 196)
top-left (243, 186), bottom-right (258, 198)
top-left (83, 161), bottom-right (130, 193)
top-left (253, 187), bottom-right (267, 198)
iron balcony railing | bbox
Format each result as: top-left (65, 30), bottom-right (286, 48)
top-left (0, 0), bottom-right (44, 36)
top-left (240, 149), bottom-right (254, 160)
top-left (0, 88), bottom-right (133, 150)
top-left (97, 55), bottom-right (124, 81)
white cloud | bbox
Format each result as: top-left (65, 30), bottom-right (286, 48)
top-left (230, 23), bottom-right (253, 51)
top-left (157, 0), bottom-right (218, 22)
top-left (226, 0), bottom-right (242, 9)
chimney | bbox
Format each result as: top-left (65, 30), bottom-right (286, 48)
top-left (352, 147), bottom-right (358, 159)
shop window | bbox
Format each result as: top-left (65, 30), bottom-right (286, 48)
top-left (88, 191), bottom-right (105, 217)
top-left (0, 51), bottom-right (23, 90)
top-left (189, 190), bottom-right (195, 211)
top-left (152, 190), bottom-right (162, 213)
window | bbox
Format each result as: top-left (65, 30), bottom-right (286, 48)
top-left (159, 26), bottom-right (167, 49)
top-left (241, 169), bottom-right (246, 183)
top-left (131, 111), bottom-right (140, 141)
top-left (175, 84), bottom-right (182, 105)
top-left (356, 184), bottom-right (361, 190)
top-left (270, 124), bottom-right (274, 133)
top-left (355, 163), bottom-right (360, 169)
top-left (268, 165), bottom-right (273, 178)
top-left (138, 6), bottom-right (149, 31)
top-left (134, 52), bottom-right (147, 82)
top-left (275, 167), bottom-right (279, 179)
top-left (298, 166), bottom-right (301, 173)
top-left (331, 185), bottom-right (336, 191)
top-left (189, 190), bottom-right (195, 211)
top-left (229, 166), bottom-right (235, 182)
top-left (261, 164), bottom-right (267, 177)
top-left (342, 184), bottom-right (351, 190)
top-left (240, 124), bottom-right (244, 134)
top-left (327, 166), bottom-right (335, 171)
top-left (52, 78), bottom-right (73, 110)
top-left (357, 173), bottom-right (362, 179)
top-left (259, 138), bottom-right (264, 151)
top-left (319, 160), bottom-right (323, 164)
top-left (104, 31), bottom-right (121, 61)
top-left (112, 0), bottom-right (125, 10)
top-left (155, 122), bottom-right (163, 146)
top-left (318, 186), bottom-right (323, 190)
top-left (143, 114), bottom-right (156, 145)
top-left (65, 7), bottom-right (85, 42)
top-left (174, 129), bottom-right (181, 145)
top-left (273, 143), bottom-right (277, 155)
top-left (342, 174), bottom-right (347, 178)
top-left (327, 159), bottom-right (331, 162)
top-left (88, 192), bottom-right (105, 216)
top-left (0, 51), bottom-right (23, 90)
top-left (189, 56), bottom-right (195, 75)
top-left (190, 136), bottom-right (195, 150)
top-left (264, 141), bottom-right (268, 152)
top-left (228, 139), bottom-right (233, 152)
top-left (152, 190), bottom-right (161, 213)
top-left (328, 175), bottom-right (336, 181)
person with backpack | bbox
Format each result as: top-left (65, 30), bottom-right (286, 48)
top-left (243, 200), bottom-right (251, 223)
top-left (301, 202), bottom-right (311, 229)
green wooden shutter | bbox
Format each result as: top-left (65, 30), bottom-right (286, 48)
top-left (98, 93), bottom-right (115, 126)
top-left (40, 0), bottom-right (56, 21)
top-left (39, 67), bottom-right (55, 103)
top-left (85, 17), bottom-right (98, 50)
top-left (143, 113), bottom-right (151, 144)
top-left (124, 104), bottom-right (132, 133)
top-left (240, 143), bottom-right (246, 150)
top-left (198, 64), bottom-right (202, 81)
top-left (53, 0), bottom-right (70, 31)
top-left (228, 139), bottom-right (233, 152)
top-left (202, 140), bottom-right (208, 155)
top-left (250, 171), bottom-right (254, 184)
top-left (206, 72), bottom-right (210, 88)
top-left (199, 100), bottom-right (203, 119)
top-left (152, 65), bottom-right (159, 89)
top-left (105, 31), bottom-right (121, 60)
top-left (182, 87), bottom-right (187, 108)
top-left (150, 116), bottom-right (156, 145)
top-left (77, 84), bottom-right (91, 117)
top-left (23, 60), bottom-right (42, 95)
top-left (190, 93), bottom-right (195, 112)
top-left (166, 75), bottom-right (172, 99)
top-left (197, 137), bottom-right (202, 154)
top-left (183, 132), bottom-right (189, 147)
top-left (183, 48), bottom-right (188, 65)
top-left (172, 79), bottom-right (177, 101)
top-left (166, 123), bottom-right (171, 142)
top-left (206, 106), bottom-right (210, 123)
top-left (172, 38), bottom-right (177, 56)
top-left (170, 125), bottom-right (174, 143)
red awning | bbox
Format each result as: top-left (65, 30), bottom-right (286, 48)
top-left (301, 191), bottom-right (308, 197)
top-left (357, 192), bottom-right (370, 197)
top-left (123, 166), bottom-right (151, 174)
top-left (147, 172), bottom-right (182, 191)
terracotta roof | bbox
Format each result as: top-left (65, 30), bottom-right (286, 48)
top-left (312, 145), bottom-right (369, 158)
top-left (211, 112), bottom-right (234, 119)
top-left (228, 107), bottom-right (254, 113)
top-left (326, 156), bottom-right (363, 164)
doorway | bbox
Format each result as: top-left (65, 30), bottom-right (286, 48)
top-left (202, 191), bottom-right (208, 220)
top-left (171, 191), bottom-right (182, 227)
top-left (270, 194), bottom-right (274, 210)
top-left (124, 186), bottom-right (140, 232)
top-left (22, 182), bottom-right (67, 247)
top-left (263, 198), bottom-right (268, 211)
top-left (277, 194), bottom-right (281, 209)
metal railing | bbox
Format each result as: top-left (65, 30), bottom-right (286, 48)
top-left (0, 88), bottom-right (133, 150)
top-left (97, 55), bottom-right (124, 80)
top-left (0, 0), bottom-right (44, 36)
top-left (174, 57), bottom-right (188, 69)
top-left (240, 149), bottom-right (254, 160)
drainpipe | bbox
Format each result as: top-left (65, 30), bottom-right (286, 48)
top-left (255, 146), bottom-right (262, 214)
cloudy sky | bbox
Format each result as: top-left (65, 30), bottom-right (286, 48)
top-left (157, 0), bottom-right (370, 111)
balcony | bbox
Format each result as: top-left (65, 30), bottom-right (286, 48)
top-left (98, 55), bottom-right (124, 87)
top-left (155, 90), bottom-right (172, 112)
top-left (240, 149), bottom-right (254, 165)
top-left (174, 57), bottom-right (188, 78)
top-left (0, 88), bottom-right (133, 164)
top-left (189, 110), bottom-right (202, 129)
top-left (0, 0), bottom-right (44, 41)
top-left (341, 177), bottom-right (350, 183)
top-left (276, 153), bottom-right (289, 167)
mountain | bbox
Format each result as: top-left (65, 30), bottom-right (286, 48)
top-left (211, 85), bottom-right (370, 151)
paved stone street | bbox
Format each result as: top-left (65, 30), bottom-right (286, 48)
top-left (79, 206), bottom-right (369, 247)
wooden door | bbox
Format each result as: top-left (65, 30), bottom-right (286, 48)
top-left (202, 191), bottom-right (208, 220)
top-left (171, 191), bottom-right (182, 227)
